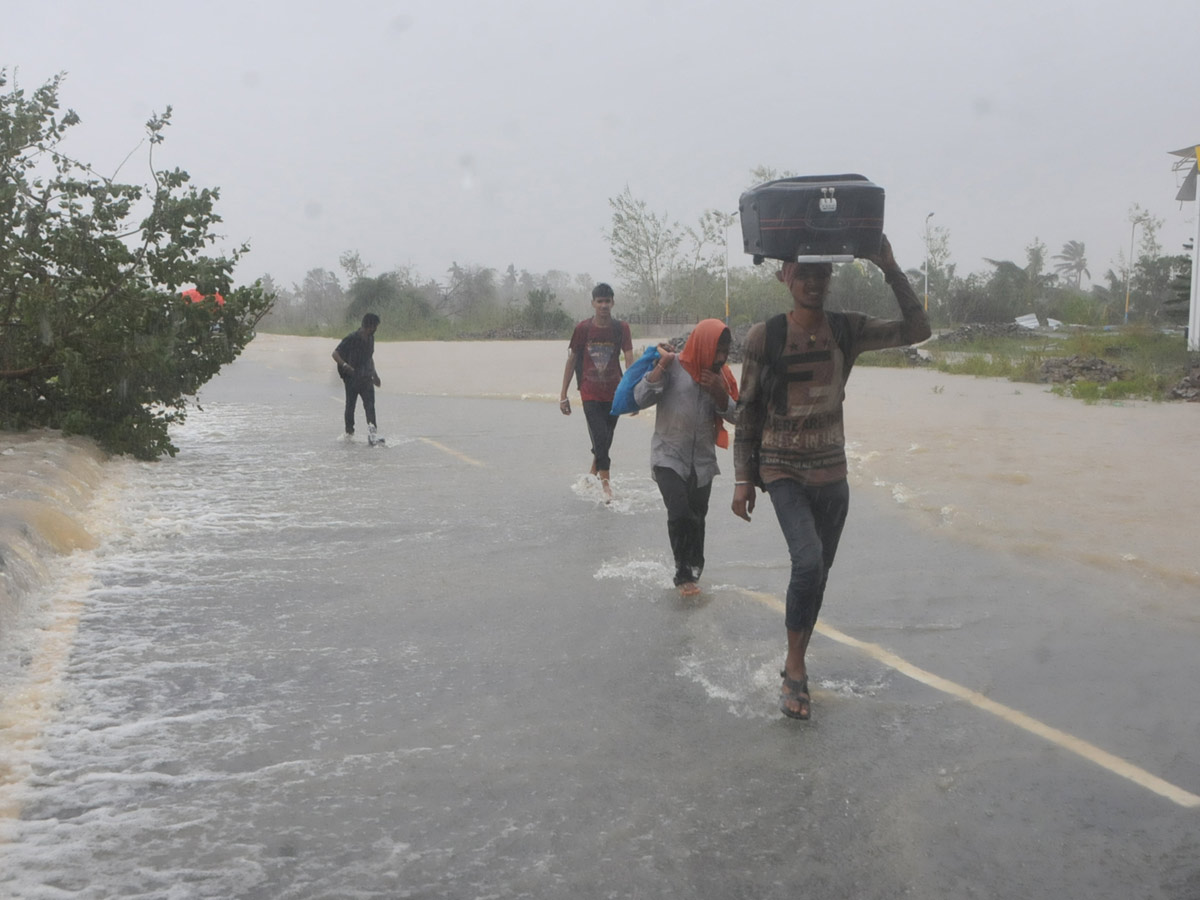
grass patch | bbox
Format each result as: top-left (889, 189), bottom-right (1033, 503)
top-left (1051, 374), bottom-right (1177, 403)
top-left (856, 348), bottom-right (915, 368)
top-left (858, 326), bottom-right (1197, 403)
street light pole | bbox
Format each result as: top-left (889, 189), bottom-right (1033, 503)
top-left (1124, 215), bottom-right (1146, 325)
top-left (924, 212), bottom-right (934, 312)
top-left (725, 209), bottom-right (739, 324)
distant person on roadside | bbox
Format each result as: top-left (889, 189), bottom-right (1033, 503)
top-left (332, 313), bottom-right (382, 439)
top-left (559, 283), bottom-right (634, 498)
top-left (731, 236), bottom-right (931, 720)
top-left (634, 319), bottom-right (738, 596)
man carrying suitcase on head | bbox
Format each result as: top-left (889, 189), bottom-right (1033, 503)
top-left (731, 236), bottom-right (930, 720)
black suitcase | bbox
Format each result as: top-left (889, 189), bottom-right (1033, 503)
top-left (739, 174), bottom-right (885, 264)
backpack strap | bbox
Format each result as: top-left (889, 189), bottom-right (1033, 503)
top-left (760, 311), bottom-right (856, 413)
top-left (826, 310), bottom-right (855, 379)
top-left (759, 313), bottom-right (789, 414)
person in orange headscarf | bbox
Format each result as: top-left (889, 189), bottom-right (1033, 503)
top-left (633, 319), bottom-right (739, 596)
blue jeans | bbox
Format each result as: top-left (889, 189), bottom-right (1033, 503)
top-left (765, 479), bottom-right (850, 633)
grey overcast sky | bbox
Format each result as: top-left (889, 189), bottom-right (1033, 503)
top-left (4, 0), bottom-right (1199, 290)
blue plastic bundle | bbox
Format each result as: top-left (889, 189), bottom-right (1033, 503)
top-left (610, 346), bottom-right (661, 415)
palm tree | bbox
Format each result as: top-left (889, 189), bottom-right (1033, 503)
top-left (1053, 240), bottom-right (1090, 289)
top-left (983, 240), bottom-right (1058, 321)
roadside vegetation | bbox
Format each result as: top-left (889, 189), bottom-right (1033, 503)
top-left (5, 74), bottom-right (1197, 464)
top-left (257, 166), bottom-right (1194, 377)
top-left (859, 327), bottom-right (1196, 403)
top-left (1, 72), bottom-right (273, 459)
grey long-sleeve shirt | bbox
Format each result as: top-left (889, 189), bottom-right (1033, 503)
top-left (633, 356), bottom-right (737, 487)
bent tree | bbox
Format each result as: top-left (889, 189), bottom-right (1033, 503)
top-left (0, 71), bottom-right (274, 458)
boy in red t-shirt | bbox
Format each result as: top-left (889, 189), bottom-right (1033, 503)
top-left (559, 283), bottom-right (634, 498)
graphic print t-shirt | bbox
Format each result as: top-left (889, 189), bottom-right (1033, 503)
top-left (568, 319), bottom-right (632, 403)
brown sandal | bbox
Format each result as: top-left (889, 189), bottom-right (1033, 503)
top-left (779, 671), bottom-right (811, 720)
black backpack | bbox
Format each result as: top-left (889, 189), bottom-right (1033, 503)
top-left (749, 311), bottom-right (854, 487)
top-left (760, 310), bottom-right (854, 414)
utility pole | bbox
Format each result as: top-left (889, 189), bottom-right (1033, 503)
top-left (1168, 144), bottom-right (1200, 350)
top-left (1124, 214), bottom-right (1146, 326)
top-left (924, 212), bottom-right (934, 312)
top-left (724, 210), bottom-right (739, 324)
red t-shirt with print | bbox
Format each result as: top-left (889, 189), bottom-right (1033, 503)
top-left (568, 318), bottom-right (632, 403)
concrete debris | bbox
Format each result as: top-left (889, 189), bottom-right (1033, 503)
top-left (1038, 355), bottom-right (1130, 384)
top-left (1167, 365), bottom-right (1200, 401)
top-left (935, 322), bottom-right (1030, 343)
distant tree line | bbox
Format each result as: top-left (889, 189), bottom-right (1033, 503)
top-left (260, 168), bottom-right (1193, 340)
top-left (257, 253), bottom-right (593, 340)
top-left (606, 171), bottom-right (1193, 331)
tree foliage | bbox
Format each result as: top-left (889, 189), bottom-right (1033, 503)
top-left (439, 262), bottom-right (499, 319)
top-left (1053, 240), bottom-right (1089, 288)
top-left (607, 185), bottom-right (680, 311)
top-left (344, 270), bottom-right (434, 330)
top-left (513, 287), bottom-right (572, 332)
top-left (0, 71), bottom-right (273, 458)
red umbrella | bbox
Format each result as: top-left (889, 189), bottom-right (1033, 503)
top-left (182, 288), bottom-right (225, 306)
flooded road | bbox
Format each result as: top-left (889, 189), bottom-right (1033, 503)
top-left (2, 340), bottom-right (1199, 898)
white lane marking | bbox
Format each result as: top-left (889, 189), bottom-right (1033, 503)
top-left (736, 588), bottom-right (1200, 809)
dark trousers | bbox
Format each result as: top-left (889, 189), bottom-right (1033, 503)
top-left (343, 378), bottom-right (376, 434)
top-left (654, 466), bottom-right (712, 586)
top-left (582, 400), bottom-right (619, 471)
top-left (765, 478), bottom-right (850, 633)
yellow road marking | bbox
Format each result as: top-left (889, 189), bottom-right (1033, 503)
top-left (736, 588), bottom-right (1200, 809)
top-left (418, 437), bottom-right (485, 468)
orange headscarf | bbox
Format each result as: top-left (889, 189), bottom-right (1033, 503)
top-left (678, 318), bottom-right (739, 449)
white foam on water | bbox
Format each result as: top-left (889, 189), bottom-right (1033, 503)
top-left (818, 675), bottom-right (890, 698)
top-left (594, 555), bottom-right (675, 591)
top-left (677, 647), bottom-right (882, 720)
top-left (0, 399), bottom-right (462, 898)
top-left (675, 653), bottom-right (781, 720)
top-left (569, 473), bottom-right (661, 515)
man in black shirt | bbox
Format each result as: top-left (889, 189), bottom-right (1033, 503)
top-left (332, 313), bottom-right (382, 438)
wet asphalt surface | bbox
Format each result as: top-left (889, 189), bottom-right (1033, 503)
top-left (6, 351), bottom-right (1200, 899)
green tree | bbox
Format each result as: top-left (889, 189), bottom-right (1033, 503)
top-left (0, 71), bottom-right (273, 459)
top-left (826, 260), bottom-right (894, 319)
top-left (982, 239), bottom-right (1055, 322)
top-left (438, 262), bottom-right (498, 319)
top-left (515, 287), bottom-right (571, 332)
top-left (292, 267), bottom-right (344, 330)
top-left (338, 250), bottom-right (370, 283)
top-left (344, 270), bottom-right (434, 332)
top-left (745, 165), bottom-right (799, 187)
top-left (668, 208), bottom-right (731, 319)
top-left (1165, 243), bottom-right (1192, 322)
top-left (943, 272), bottom-right (994, 324)
top-left (1052, 240), bottom-right (1089, 288)
top-left (1132, 253), bottom-right (1189, 322)
top-left (607, 185), bottom-right (680, 314)
top-left (916, 224), bottom-right (955, 325)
